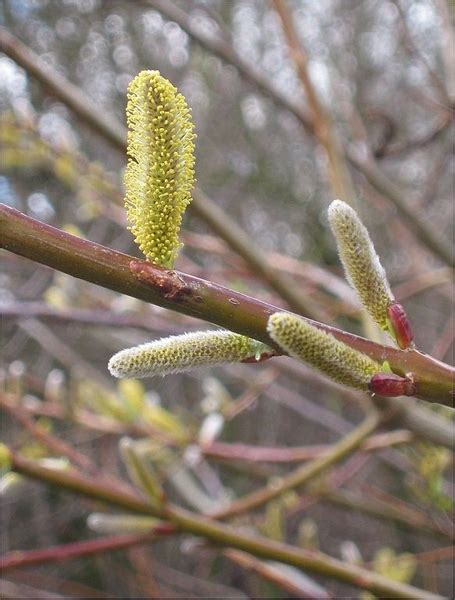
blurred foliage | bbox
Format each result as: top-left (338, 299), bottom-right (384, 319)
top-left (362, 547), bottom-right (417, 600)
top-left (1, 0), bottom-right (453, 598)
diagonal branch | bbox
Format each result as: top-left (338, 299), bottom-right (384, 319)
top-left (1, 203), bottom-right (453, 406)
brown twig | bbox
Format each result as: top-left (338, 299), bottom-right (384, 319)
top-left (1, 204), bottom-right (453, 405)
top-left (328, 488), bottom-right (453, 541)
top-left (203, 429), bottom-right (413, 463)
top-left (0, 393), bottom-right (95, 472)
top-left (272, 0), bottom-right (355, 203)
top-left (0, 528), bottom-right (174, 573)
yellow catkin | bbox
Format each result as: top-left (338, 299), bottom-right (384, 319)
top-left (267, 312), bottom-right (381, 390)
top-left (108, 331), bottom-right (270, 379)
top-left (328, 200), bottom-right (394, 331)
top-left (124, 70), bottom-right (196, 267)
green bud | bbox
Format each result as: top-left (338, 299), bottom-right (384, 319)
top-left (87, 513), bottom-right (158, 534)
top-left (267, 312), bottom-right (381, 390)
top-left (0, 443), bottom-right (12, 471)
top-left (328, 200), bottom-right (394, 332)
top-left (109, 331), bottom-right (271, 379)
top-left (119, 437), bottom-right (164, 506)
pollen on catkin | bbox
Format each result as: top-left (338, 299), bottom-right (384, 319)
top-left (267, 312), bottom-right (382, 390)
top-left (328, 200), bottom-right (394, 332)
top-left (108, 331), bottom-right (271, 379)
top-left (124, 70), bottom-right (196, 267)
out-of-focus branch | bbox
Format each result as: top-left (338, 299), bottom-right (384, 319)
top-left (0, 26), bottom-right (323, 320)
top-left (2, 204), bottom-right (454, 405)
top-left (0, 28), bottom-right (125, 151)
top-left (377, 117), bottom-right (453, 157)
top-left (211, 410), bottom-right (380, 520)
top-left (0, 529), bottom-right (173, 573)
top-left (203, 429), bottom-right (413, 463)
top-left (9, 450), bottom-right (445, 599)
top-left (271, 0), bottom-right (355, 203)
top-left (142, 0), bottom-right (314, 128)
top-left (223, 549), bottom-right (332, 599)
top-left (190, 189), bottom-right (326, 319)
top-left (327, 488), bottom-right (453, 541)
top-left (0, 301), bottom-right (193, 334)
top-left (0, 393), bottom-right (94, 472)
top-left (393, 0), bottom-right (452, 106)
top-left (348, 150), bottom-right (454, 268)
top-left (434, 0), bottom-right (455, 104)
top-left (141, 1), bottom-right (454, 269)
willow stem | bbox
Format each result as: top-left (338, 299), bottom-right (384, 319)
top-left (1, 204), bottom-right (453, 406)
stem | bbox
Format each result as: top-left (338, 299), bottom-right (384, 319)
top-left (212, 410), bottom-right (380, 520)
top-left (204, 429), bottom-right (413, 463)
top-left (0, 529), bottom-right (173, 573)
top-left (348, 151), bottom-right (454, 268)
top-left (327, 489), bottom-right (453, 541)
top-left (0, 394), bottom-right (94, 472)
top-left (9, 451), bottom-right (444, 600)
top-left (1, 204), bottom-right (453, 406)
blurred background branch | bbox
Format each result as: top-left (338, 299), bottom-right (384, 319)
top-left (1, 1), bottom-right (453, 598)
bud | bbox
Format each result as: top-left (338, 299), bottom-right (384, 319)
top-left (124, 70), bottom-right (196, 267)
top-left (387, 302), bottom-right (414, 350)
top-left (109, 331), bottom-right (271, 379)
top-left (119, 437), bottom-right (164, 506)
top-left (267, 312), bottom-right (382, 390)
top-left (328, 200), bottom-right (394, 333)
top-left (87, 513), bottom-right (158, 534)
top-left (369, 373), bottom-right (416, 397)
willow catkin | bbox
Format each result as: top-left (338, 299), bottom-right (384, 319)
top-left (124, 70), bottom-right (196, 267)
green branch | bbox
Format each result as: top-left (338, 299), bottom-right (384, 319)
top-left (9, 450), bottom-right (444, 600)
top-left (212, 410), bottom-right (380, 519)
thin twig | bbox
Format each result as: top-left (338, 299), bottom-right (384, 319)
top-left (203, 429), bottom-right (413, 463)
top-left (211, 410), bottom-right (380, 520)
top-left (8, 449), bottom-right (444, 599)
top-left (328, 488), bottom-right (453, 541)
top-left (0, 528), bottom-right (174, 573)
top-left (272, 0), bottom-right (356, 203)
top-left (0, 394), bottom-right (95, 472)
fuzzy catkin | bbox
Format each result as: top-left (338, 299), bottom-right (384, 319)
top-left (124, 70), bottom-right (196, 267)
top-left (267, 312), bottom-right (381, 389)
top-left (328, 200), bottom-right (394, 331)
top-left (108, 331), bottom-right (270, 379)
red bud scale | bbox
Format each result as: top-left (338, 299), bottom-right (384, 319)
top-left (387, 302), bottom-right (414, 350)
top-left (369, 372), bottom-right (416, 397)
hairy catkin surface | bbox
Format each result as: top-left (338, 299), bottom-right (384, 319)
top-left (268, 312), bottom-right (381, 389)
top-left (328, 200), bottom-right (394, 330)
top-left (109, 331), bottom-right (269, 378)
top-left (125, 70), bottom-right (196, 267)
